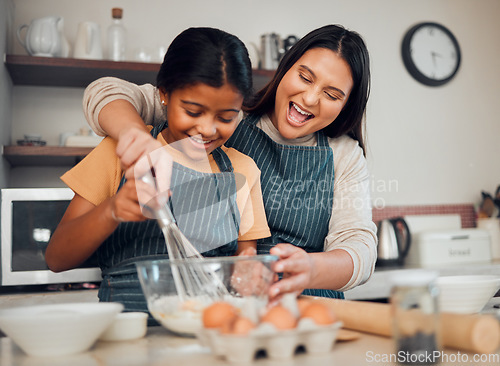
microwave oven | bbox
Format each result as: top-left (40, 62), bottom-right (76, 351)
top-left (1, 188), bottom-right (102, 287)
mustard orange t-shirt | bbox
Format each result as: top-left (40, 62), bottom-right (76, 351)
top-left (61, 131), bottom-right (271, 242)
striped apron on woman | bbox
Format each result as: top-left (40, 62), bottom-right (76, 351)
top-left (226, 114), bottom-right (343, 299)
top-left (97, 122), bottom-right (240, 323)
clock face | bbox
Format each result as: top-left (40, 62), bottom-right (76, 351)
top-left (402, 22), bottom-right (461, 86)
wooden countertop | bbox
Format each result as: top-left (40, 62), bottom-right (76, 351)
top-left (1, 294), bottom-right (500, 364)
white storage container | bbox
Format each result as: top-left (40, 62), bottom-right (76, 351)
top-left (406, 229), bottom-right (491, 267)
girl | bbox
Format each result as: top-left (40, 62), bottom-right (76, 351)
top-left (81, 24), bottom-right (377, 300)
top-left (45, 27), bottom-right (271, 317)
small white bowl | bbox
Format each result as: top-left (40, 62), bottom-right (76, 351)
top-left (99, 312), bottom-right (148, 341)
top-left (437, 275), bottom-right (500, 314)
top-left (0, 302), bottom-right (123, 357)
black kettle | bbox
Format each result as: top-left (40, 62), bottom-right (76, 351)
top-left (376, 217), bottom-right (411, 267)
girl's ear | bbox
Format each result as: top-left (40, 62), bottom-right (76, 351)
top-left (159, 87), bottom-right (168, 106)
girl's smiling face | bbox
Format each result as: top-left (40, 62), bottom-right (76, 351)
top-left (271, 48), bottom-right (354, 140)
top-left (160, 82), bottom-right (243, 160)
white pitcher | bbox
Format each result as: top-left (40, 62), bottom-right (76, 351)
top-left (17, 16), bottom-right (63, 57)
top-left (73, 22), bottom-right (103, 60)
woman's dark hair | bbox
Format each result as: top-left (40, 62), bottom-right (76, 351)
top-left (156, 27), bottom-right (253, 104)
top-left (247, 24), bottom-right (370, 155)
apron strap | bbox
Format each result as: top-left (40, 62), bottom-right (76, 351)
top-left (315, 130), bottom-right (330, 147)
top-left (151, 121), bottom-right (168, 138)
top-left (211, 147), bottom-right (233, 172)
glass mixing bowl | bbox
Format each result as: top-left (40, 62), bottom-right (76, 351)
top-left (135, 255), bottom-right (278, 336)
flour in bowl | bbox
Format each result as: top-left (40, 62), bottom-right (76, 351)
top-left (149, 295), bottom-right (267, 335)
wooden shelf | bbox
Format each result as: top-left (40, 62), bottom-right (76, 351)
top-left (3, 56), bottom-right (275, 166)
top-left (5, 54), bottom-right (160, 87)
top-left (3, 145), bottom-right (94, 166)
top-left (251, 68), bottom-right (276, 89)
top-left (5, 54), bottom-right (275, 88)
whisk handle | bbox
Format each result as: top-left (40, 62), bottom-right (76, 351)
top-left (156, 204), bottom-right (176, 225)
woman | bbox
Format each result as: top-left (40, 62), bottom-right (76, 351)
top-left (82, 24), bottom-right (377, 300)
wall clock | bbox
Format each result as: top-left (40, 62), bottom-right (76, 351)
top-left (401, 22), bottom-right (461, 87)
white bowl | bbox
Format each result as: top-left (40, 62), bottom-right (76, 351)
top-left (437, 275), bottom-right (500, 314)
top-left (99, 312), bottom-right (148, 341)
top-left (0, 302), bottom-right (123, 357)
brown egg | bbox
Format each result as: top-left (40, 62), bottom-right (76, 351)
top-left (202, 301), bottom-right (238, 329)
top-left (297, 298), bottom-right (313, 316)
top-left (301, 303), bottom-right (337, 325)
top-left (261, 305), bottom-right (297, 330)
top-left (219, 317), bottom-right (235, 334)
top-left (228, 316), bottom-right (255, 335)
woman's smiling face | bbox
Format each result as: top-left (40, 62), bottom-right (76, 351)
top-left (270, 47), bottom-right (353, 140)
top-left (160, 82), bottom-right (243, 160)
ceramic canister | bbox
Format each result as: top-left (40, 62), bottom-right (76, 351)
top-left (477, 218), bottom-right (500, 260)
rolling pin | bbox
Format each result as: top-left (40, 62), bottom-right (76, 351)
top-left (308, 297), bottom-right (500, 354)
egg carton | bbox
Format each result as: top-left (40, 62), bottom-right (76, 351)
top-left (198, 319), bottom-right (343, 363)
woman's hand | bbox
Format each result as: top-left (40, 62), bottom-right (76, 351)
top-left (114, 127), bottom-right (173, 207)
top-left (230, 247), bottom-right (277, 297)
top-left (116, 127), bottom-right (162, 174)
top-left (268, 244), bottom-right (316, 301)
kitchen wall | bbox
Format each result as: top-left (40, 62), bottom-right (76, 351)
top-left (5, 0), bottom-right (500, 207)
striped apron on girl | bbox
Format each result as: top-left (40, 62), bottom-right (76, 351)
top-left (97, 122), bottom-right (240, 323)
top-left (226, 114), bottom-right (343, 299)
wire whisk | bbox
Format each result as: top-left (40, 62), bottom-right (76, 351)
top-left (139, 163), bottom-right (230, 303)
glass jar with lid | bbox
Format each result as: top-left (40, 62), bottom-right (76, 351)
top-left (390, 270), bottom-right (440, 365)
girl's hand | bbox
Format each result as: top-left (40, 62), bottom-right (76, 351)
top-left (110, 178), bottom-right (153, 222)
top-left (268, 244), bottom-right (315, 301)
